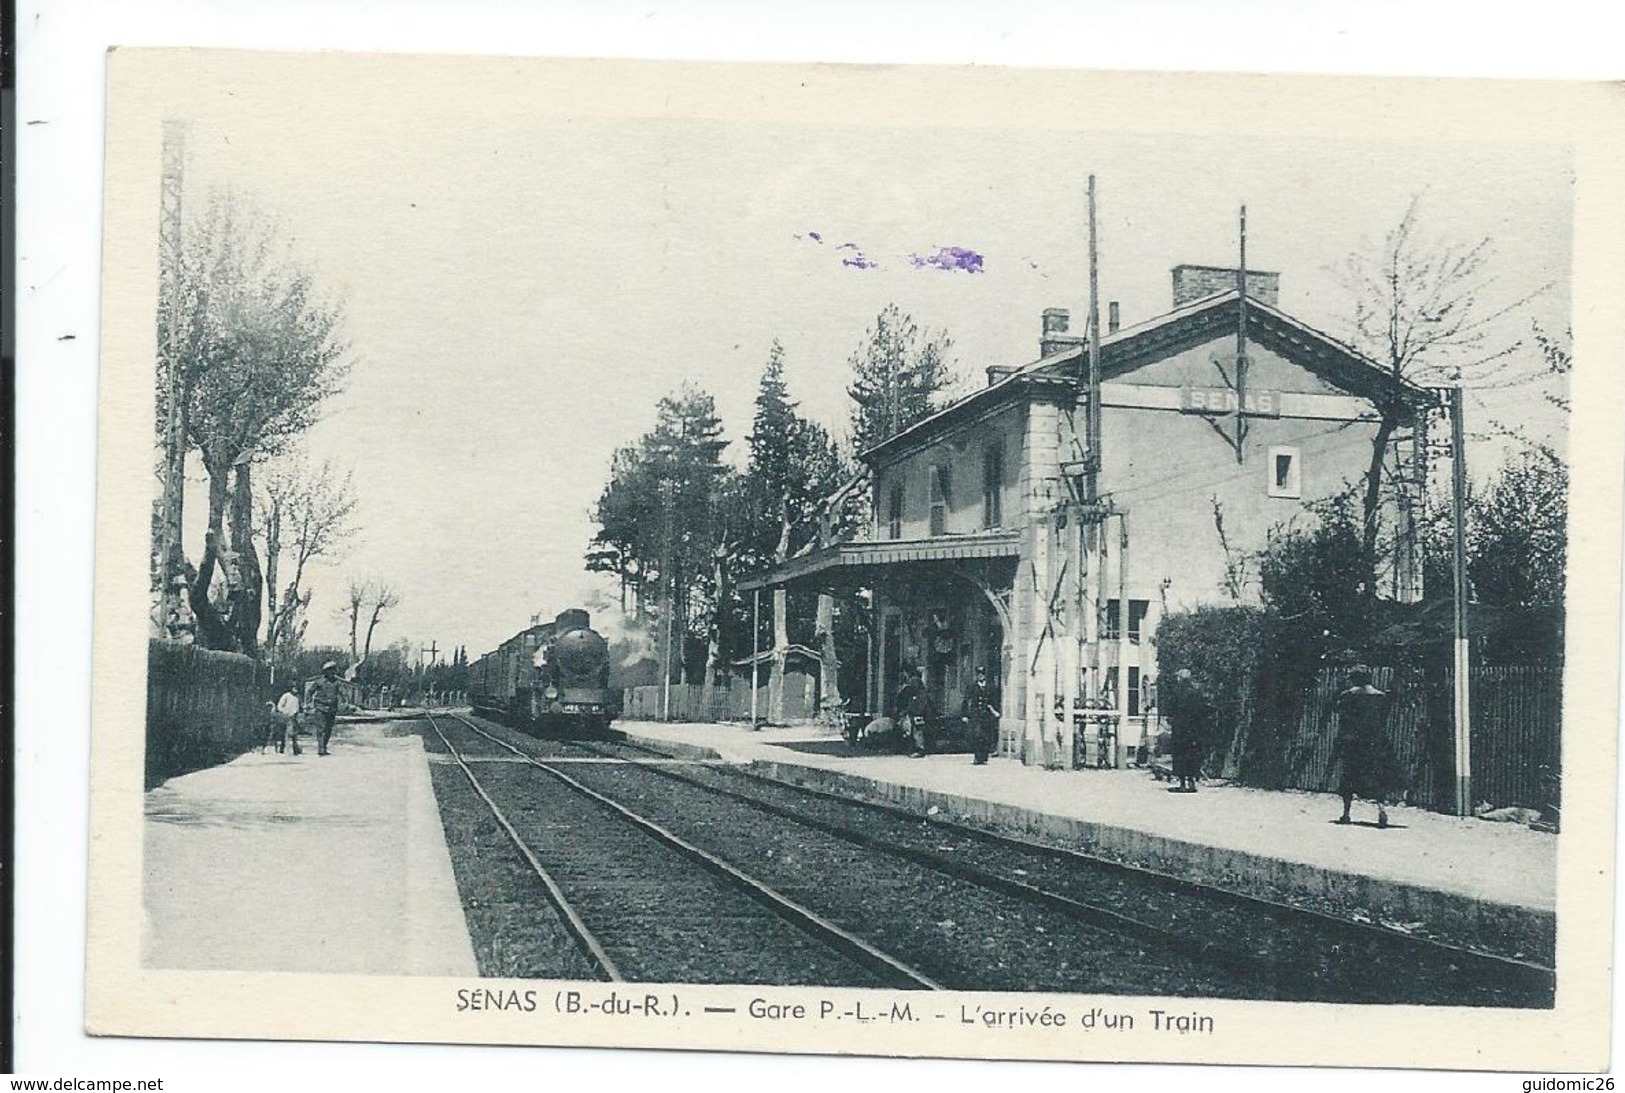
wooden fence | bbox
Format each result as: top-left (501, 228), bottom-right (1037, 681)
top-left (1273, 664), bottom-right (1561, 812)
top-left (622, 677), bottom-right (818, 723)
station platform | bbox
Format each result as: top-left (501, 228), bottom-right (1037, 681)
top-left (615, 719), bottom-right (1557, 962)
top-left (142, 718), bottom-right (477, 976)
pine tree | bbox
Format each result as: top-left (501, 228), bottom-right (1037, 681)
top-left (846, 304), bottom-right (957, 455)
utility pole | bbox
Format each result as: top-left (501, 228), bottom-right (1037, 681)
top-left (662, 479), bottom-right (676, 723)
top-left (1084, 176), bottom-right (1108, 769)
top-left (1449, 384), bottom-right (1472, 816)
top-left (1233, 205), bottom-right (1250, 462)
top-left (750, 587), bottom-right (761, 730)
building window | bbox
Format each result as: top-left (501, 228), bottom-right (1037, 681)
top-left (929, 464), bottom-right (952, 536)
top-left (1103, 599), bottom-right (1149, 642)
top-left (1128, 666), bottom-right (1142, 717)
top-left (1268, 445), bottom-right (1301, 499)
top-left (982, 443), bottom-right (1003, 529)
top-left (887, 481), bottom-right (904, 540)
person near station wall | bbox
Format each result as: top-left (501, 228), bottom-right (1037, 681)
top-left (963, 665), bottom-right (1001, 765)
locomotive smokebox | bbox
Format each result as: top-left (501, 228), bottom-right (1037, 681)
top-left (554, 627), bottom-right (610, 679)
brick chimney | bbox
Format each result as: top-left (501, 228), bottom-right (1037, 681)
top-left (1040, 307), bottom-right (1086, 358)
top-left (1171, 264), bottom-right (1280, 309)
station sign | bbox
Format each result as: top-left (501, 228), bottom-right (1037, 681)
top-left (1179, 385), bottom-right (1282, 418)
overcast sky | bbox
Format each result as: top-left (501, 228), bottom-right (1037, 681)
top-left (166, 62), bottom-right (1573, 659)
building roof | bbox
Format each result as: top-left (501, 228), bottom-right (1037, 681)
top-left (739, 530), bottom-right (1021, 592)
top-left (730, 643), bottom-right (823, 668)
top-left (860, 290), bottom-right (1434, 465)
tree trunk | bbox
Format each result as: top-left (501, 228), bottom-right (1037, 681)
top-left (1361, 412), bottom-right (1399, 599)
top-left (262, 495), bottom-right (282, 659)
top-left (768, 512), bottom-right (790, 724)
top-left (816, 591), bottom-right (841, 711)
top-left (229, 461), bottom-right (261, 659)
top-left (364, 606), bottom-right (383, 662)
top-left (157, 381), bottom-right (189, 631)
top-left (348, 602), bottom-right (361, 661)
top-left (188, 462), bottom-right (232, 650)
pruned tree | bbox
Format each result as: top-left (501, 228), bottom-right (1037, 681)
top-left (166, 191), bottom-right (349, 654)
top-left (1331, 194), bottom-right (1547, 591)
top-left (362, 582), bottom-right (402, 663)
top-left (343, 579), bottom-right (368, 661)
top-left (259, 453), bottom-right (359, 668)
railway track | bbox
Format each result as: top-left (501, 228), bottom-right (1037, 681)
top-left (435, 712), bottom-right (1286, 997)
top-left (423, 713), bottom-right (936, 988)
top-left (445, 710), bottom-right (1554, 1007)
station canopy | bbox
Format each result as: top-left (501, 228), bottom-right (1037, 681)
top-left (738, 529), bottom-right (1021, 593)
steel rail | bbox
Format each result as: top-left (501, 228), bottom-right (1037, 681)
top-left (553, 726), bottom-right (1553, 1006)
top-left (423, 714), bottom-right (623, 982)
top-left (441, 711), bottom-right (941, 991)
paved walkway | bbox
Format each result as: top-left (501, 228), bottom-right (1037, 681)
top-left (617, 720), bottom-right (1556, 920)
top-left (143, 720), bottom-right (477, 976)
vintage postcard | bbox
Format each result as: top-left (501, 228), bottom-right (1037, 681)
top-left (87, 49), bottom-right (1623, 1069)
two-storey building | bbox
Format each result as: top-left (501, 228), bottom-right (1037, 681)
top-left (744, 265), bottom-right (1433, 765)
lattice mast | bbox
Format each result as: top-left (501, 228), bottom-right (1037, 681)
top-left (157, 119), bottom-right (189, 634)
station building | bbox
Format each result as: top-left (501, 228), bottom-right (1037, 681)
top-left (744, 266), bottom-right (1434, 766)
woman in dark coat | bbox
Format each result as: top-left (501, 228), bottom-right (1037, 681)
top-left (1333, 665), bottom-right (1395, 827)
top-left (1166, 668), bottom-right (1208, 793)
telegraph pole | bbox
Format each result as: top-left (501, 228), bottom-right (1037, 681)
top-left (1449, 384), bottom-right (1472, 816)
top-left (662, 480), bottom-right (676, 723)
top-left (1233, 206), bottom-right (1249, 462)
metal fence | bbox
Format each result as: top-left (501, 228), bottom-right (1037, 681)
top-left (1274, 663), bottom-right (1561, 812)
top-left (147, 639), bottom-right (271, 786)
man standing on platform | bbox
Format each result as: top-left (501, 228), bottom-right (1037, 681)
top-left (898, 664), bottom-right (930, 757)
top-left (310, 660), bottom-right (344, 757)
top-left (964, 666), bottom-right (1001, 765)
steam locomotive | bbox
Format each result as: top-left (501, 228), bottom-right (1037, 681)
top-left (468, 608), bottom-right (617, 737)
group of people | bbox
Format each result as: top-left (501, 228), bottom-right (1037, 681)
top-left (893, 663), bottom-right (1001, 764)
top-left (878, 657), bottom-right (1397, 826)
top-left (1160, 663), bottom-right (1396, 827)
top-left (262, 660), bottom-right (345, 759)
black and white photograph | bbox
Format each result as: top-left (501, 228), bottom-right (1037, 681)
top-left (71, 47), bottom-right (1621, 1073)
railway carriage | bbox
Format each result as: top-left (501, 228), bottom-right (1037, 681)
top-left (468, 608), bottom-right (617, 737)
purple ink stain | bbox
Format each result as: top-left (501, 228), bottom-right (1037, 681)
top-left (836, 242), bottom-right (858, 251)
top-left (808, 231), bottom-right (823, 243)
top-left (842, 252), bottom-right (878, 270)
top-left (909, 246), bottom-right (984, 274)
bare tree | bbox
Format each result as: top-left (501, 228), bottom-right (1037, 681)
top-left (1331, 193), bottom-right (1548, 581)
top-left (343, 580), bottom-right (368, 662)
top-left (362, 583), bottom-right (403, 664)
top-left (259, 454), bottom-right (359, 667)
top-left (169, 191), bottom-right (349, 654)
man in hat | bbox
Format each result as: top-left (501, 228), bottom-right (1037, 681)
top-left (896, 664), bottom-right (930, 757)
top-left (963, 665), bottom-right (1001, 765)
top-left (309, 661), bottom-right (344, 757)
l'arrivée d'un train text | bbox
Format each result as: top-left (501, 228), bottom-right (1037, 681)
top-left (455, 988), bottom-right (1215, 1035)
